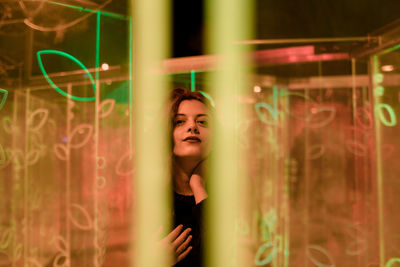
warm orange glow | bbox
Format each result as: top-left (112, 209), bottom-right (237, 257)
top-left (101, 63), bottom-right (109, 70)
top-left (381, 64), bottom-right (394, 72)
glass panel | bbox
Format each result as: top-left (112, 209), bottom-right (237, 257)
top-left (1, 1), bottom-right (400, 266)
top-left (372, 46), bottom-right (400, 266)
top-left (0, 5), bottom-right (132, 266)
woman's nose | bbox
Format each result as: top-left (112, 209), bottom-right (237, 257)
top-left (187, 121), bottom-right (199, 134)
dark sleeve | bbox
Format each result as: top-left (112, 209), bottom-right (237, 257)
top-left (193, 199), bottom-right (205, 219)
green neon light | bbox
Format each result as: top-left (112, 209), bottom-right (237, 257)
top-left (199, 90), bottom-right (215, 107)
top-left (386, 258), bottom-right (400, 267)
top-left (95, 12), bottom-right (100, 83)
top-left (375, 103), bottom-right (397, 126)
top-left (255, 103), bottom-right (277, 125)
top-left (255, 86), bottom-right (278, 125)
top-left (47, 0), bottom-right (128, 20)
top-left (191, 70), bottom-right (196, 91)
top-left (0, 89), bottom-right (8, 111)
top-left (374, 86), bottom-right (385, 96)
top-left (37, 50), bottom-right (96, 101)
top-left (377, 43), bottom-right (400, 56)
top-left (375, 73), bottom-right (384, 84)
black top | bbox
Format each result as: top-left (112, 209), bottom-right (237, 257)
top-left (173, 192), bottom-right (204, 267)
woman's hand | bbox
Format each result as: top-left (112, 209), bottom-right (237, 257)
top-left (190, 158), bottom-right (208, 204)
top-left (157, 224), bottom-right (193, 265)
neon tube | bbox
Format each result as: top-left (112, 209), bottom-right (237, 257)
top-left (37, 50), bottom-right (96, 101)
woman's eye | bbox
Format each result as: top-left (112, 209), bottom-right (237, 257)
top-left (197, 120), bottom-right (208, 126)
top-left (175, 120), bottom-right (185, 126)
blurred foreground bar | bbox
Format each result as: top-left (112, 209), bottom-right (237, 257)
top-left (130, 0), bottom-right (171, 266)
top-left (205, 0), bottom-right (253, 266)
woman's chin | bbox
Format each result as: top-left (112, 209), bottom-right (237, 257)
top-left (174, 152), bottom-right (204, 160)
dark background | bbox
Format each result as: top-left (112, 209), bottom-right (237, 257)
top-left (172, 0), bottom-right (400, 57)
top-left (1, 0), bottom-right (400, 86)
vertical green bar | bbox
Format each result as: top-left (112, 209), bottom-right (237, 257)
top-left (95, 11), bottom-right (101, 82)
top-left (205, 0), bottom-right (253, 266)
top-left (190, 70), bottom-right (196, 92)
top-left (130, 0), bottom-right (171, 266)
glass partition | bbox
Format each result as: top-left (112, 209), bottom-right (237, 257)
top-left (1, 2), bottom-right (400, 267)
top-left (0, 4), bottom-right (132, 266)
top-left (370, 44), bottom-right (400, 267)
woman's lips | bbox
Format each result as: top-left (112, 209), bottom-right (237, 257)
top-left (183, 136), bottom-right (201, 143)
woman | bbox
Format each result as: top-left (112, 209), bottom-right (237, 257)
top-left (160, 88), bottom-right (212, 267)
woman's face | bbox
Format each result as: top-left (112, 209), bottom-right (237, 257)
top-left (173, 100), bottom-right (211, 159)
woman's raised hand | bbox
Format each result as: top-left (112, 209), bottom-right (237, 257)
top-left (157, 224), bottom-right (192, 265)
top-left (190, 158), bottom-right (208, 204)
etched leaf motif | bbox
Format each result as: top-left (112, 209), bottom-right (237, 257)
top-left (37, 50), bottom-right (96, 101)
top-left (307, 245), bottom-right (335, 267)
top-left (26, 149), bottom-right (41, 166)
top-left (53, 144), bottom-right (68, 161)
top-left (2, 117), bottom-right (15, 134)
top-left (0, 228), bottom-right (12, 249)
top-left (115, 151), bottom-right (135, 176)
top-left (254, 241), bottom-right (277, 265)
top-left (69, 124), bottom-right (93, 149)
top-left (255, 102), bottom-right (278, 125)
top-left (98, 99), bottom-right (115, 119)
top-left (346, 140), bottom-right (368, 157)
top-left (69, 204), bottom-right (93, 230)
top-left (306, 144), bottom-right (325, 160)
top-left (50, 235), bottom-right (67, 252)
top-left (27, 108), bottom-right (49, 131)
top-left (307, 106), bottom-right (336, 128)
top-left (355, 107), bottom-right (373, 129)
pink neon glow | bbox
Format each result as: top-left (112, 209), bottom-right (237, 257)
top-left (381, 65), bottom-right (394, 72)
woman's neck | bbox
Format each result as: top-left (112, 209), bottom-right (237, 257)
top-left (173, 157), bottom-right (200, 195)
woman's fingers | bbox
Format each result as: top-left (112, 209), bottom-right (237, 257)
top-left (159, 225), bottom-right (193, 264)
top-left (176, 234), bottom-right (192, 255)
top-left (172, 227), bottom-right (191, 250)
top-left (165, 224), bottom-right (184, 243)
top-left (176, 246), bottom-right (192, 263)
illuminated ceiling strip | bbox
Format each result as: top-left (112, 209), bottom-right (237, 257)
top-left (236, 36), bottom-right (376, 45)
